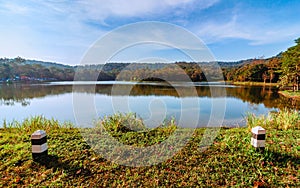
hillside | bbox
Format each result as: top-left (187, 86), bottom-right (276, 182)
top-left (0, 57), bottom-right (72, 69)
top-left (0, 55), bottom-right (282, 82)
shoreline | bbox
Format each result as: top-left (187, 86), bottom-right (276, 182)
top-left (231, 81), bottom-right (279, 87)
top-left (278, 90), bottom-right (300, 100)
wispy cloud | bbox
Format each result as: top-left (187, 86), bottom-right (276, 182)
top-left (1, 2), bottom-right (30, 15)
top-left (75, 0), bottom-right (204, 21)
top-left (196, 9), bottom-right (300, 46)
top-left (200, 21), bottom-right (300, 46)
top-left (248, 25), bottom-right (300, 45)
top-left (0, 0), bottom-right (299, 63)
top-left (82, 22), bottom-right (214, 64)
top-left (0, 0), bottom-right (220, 64)
top-left (197, 15), bottom-right (251, 43)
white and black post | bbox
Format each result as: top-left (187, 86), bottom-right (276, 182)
top-left (31, 130), bottom-right (48, 160)
top-left (251, 126), bottom-right (266, 150)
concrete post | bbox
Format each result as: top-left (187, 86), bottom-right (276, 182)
top-left (31, 130), bottom-right (48, 160)
top-left (251, 126), bottom-right (266, 149)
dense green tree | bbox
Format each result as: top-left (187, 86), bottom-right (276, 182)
top-left (0, 63), bottom-right (12, 79)
top-left (266, 57), bottom-right (281, 83)
top-left (280, 38), bottom-right (300, 91)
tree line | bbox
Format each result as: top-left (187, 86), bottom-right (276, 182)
top-left (224, 38), bottom-right (300, 91)
top-left (1, 38), bottom-right (299, 91)
top-left (0, 57), bottom-right (74, 81)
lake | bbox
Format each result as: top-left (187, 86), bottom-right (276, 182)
top-left (0, 81), bottom-right (299, 128)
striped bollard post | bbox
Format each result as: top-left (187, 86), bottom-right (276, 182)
top-left (31, 130), bottom-right (48, 160)
top-left (251, 126), bottom-right (266, 151)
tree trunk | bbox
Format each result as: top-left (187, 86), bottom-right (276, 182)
top-left (297, 76), bottom-right (299, 91)
top-left (269, 72), bottom-right (274, 84)
top-left (293, 82), bottom-right (296, 92)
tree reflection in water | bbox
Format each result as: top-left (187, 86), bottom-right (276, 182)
top-left (0, 82), bottom-right (299, 110)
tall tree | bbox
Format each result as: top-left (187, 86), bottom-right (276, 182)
top-left (280, 38), bottom-right (300, 91)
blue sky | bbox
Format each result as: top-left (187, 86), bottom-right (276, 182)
top-left (0, 0), bottom-right (300, 65)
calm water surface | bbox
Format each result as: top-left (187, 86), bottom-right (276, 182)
top-left (0, 81), bottom-right (299, 128)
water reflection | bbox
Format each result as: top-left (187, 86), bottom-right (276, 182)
top-left (1, 82), bottom-right (299, 110)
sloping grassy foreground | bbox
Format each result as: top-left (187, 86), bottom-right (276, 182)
top-left (0, 116), bottom-right (299, 187)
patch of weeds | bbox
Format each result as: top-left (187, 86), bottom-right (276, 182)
top-left (246, 108), bottom-right (300, 130)
top-left (93, 113), bottom-right (177, 147)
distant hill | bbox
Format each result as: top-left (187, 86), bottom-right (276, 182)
top-left (217, 59), bottom-right (255, 68)
top-left (0, 57), bottom-right (257, 70)
top-left (0, 57), bottom-right (72, 69)
top-left (0, 57), bottom-right (74, 82)
top-left (23, 59), bottom-right (72, 69)
top-left (0, 55), bottom-right (282, 82)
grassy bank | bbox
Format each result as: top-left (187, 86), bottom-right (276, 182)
top-left (232, 81), bottom-right (279, 87)
top-left (278, 90), bottom-right (300, 100)
top-left (0, 114), bottom-right (299, 187)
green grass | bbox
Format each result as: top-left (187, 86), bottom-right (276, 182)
top-left (232, 81), bottom-right (279, 87)
top-left (279, 90), bottom-right (300, 99)
top-left (0, 115), bottom-right (299, 187)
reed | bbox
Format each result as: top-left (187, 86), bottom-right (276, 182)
top-left (2, 115), bottom-right (73, 133)
top-left (246, 108), bottom-right (300, 130)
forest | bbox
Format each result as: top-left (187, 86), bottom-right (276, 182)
top-left (225, 38), bottom-right (300, 91)
top-left (0, 38), bottom-right (299, 90)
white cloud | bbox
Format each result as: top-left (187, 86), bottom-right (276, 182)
top-left (0, 0), bottom-right (221, 64)
top-left (197, 14), bottom-right (300, 46)
top-left (73, 0), bottom-right (219, 24)
top-left (0, 0), bottom-right (107, 64)
top-left (16, 0), bottom-right (300, 64)
top-left (81, 22), bottom-right (215, 64)
top-left (197, 15), bottom-right (251, 42)
top-left (77, 0), bottom-right (192, 18)
top-left (1, 2), bottom-right (30, 15)
top-left (248, 25), bottom-right (300, 45)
